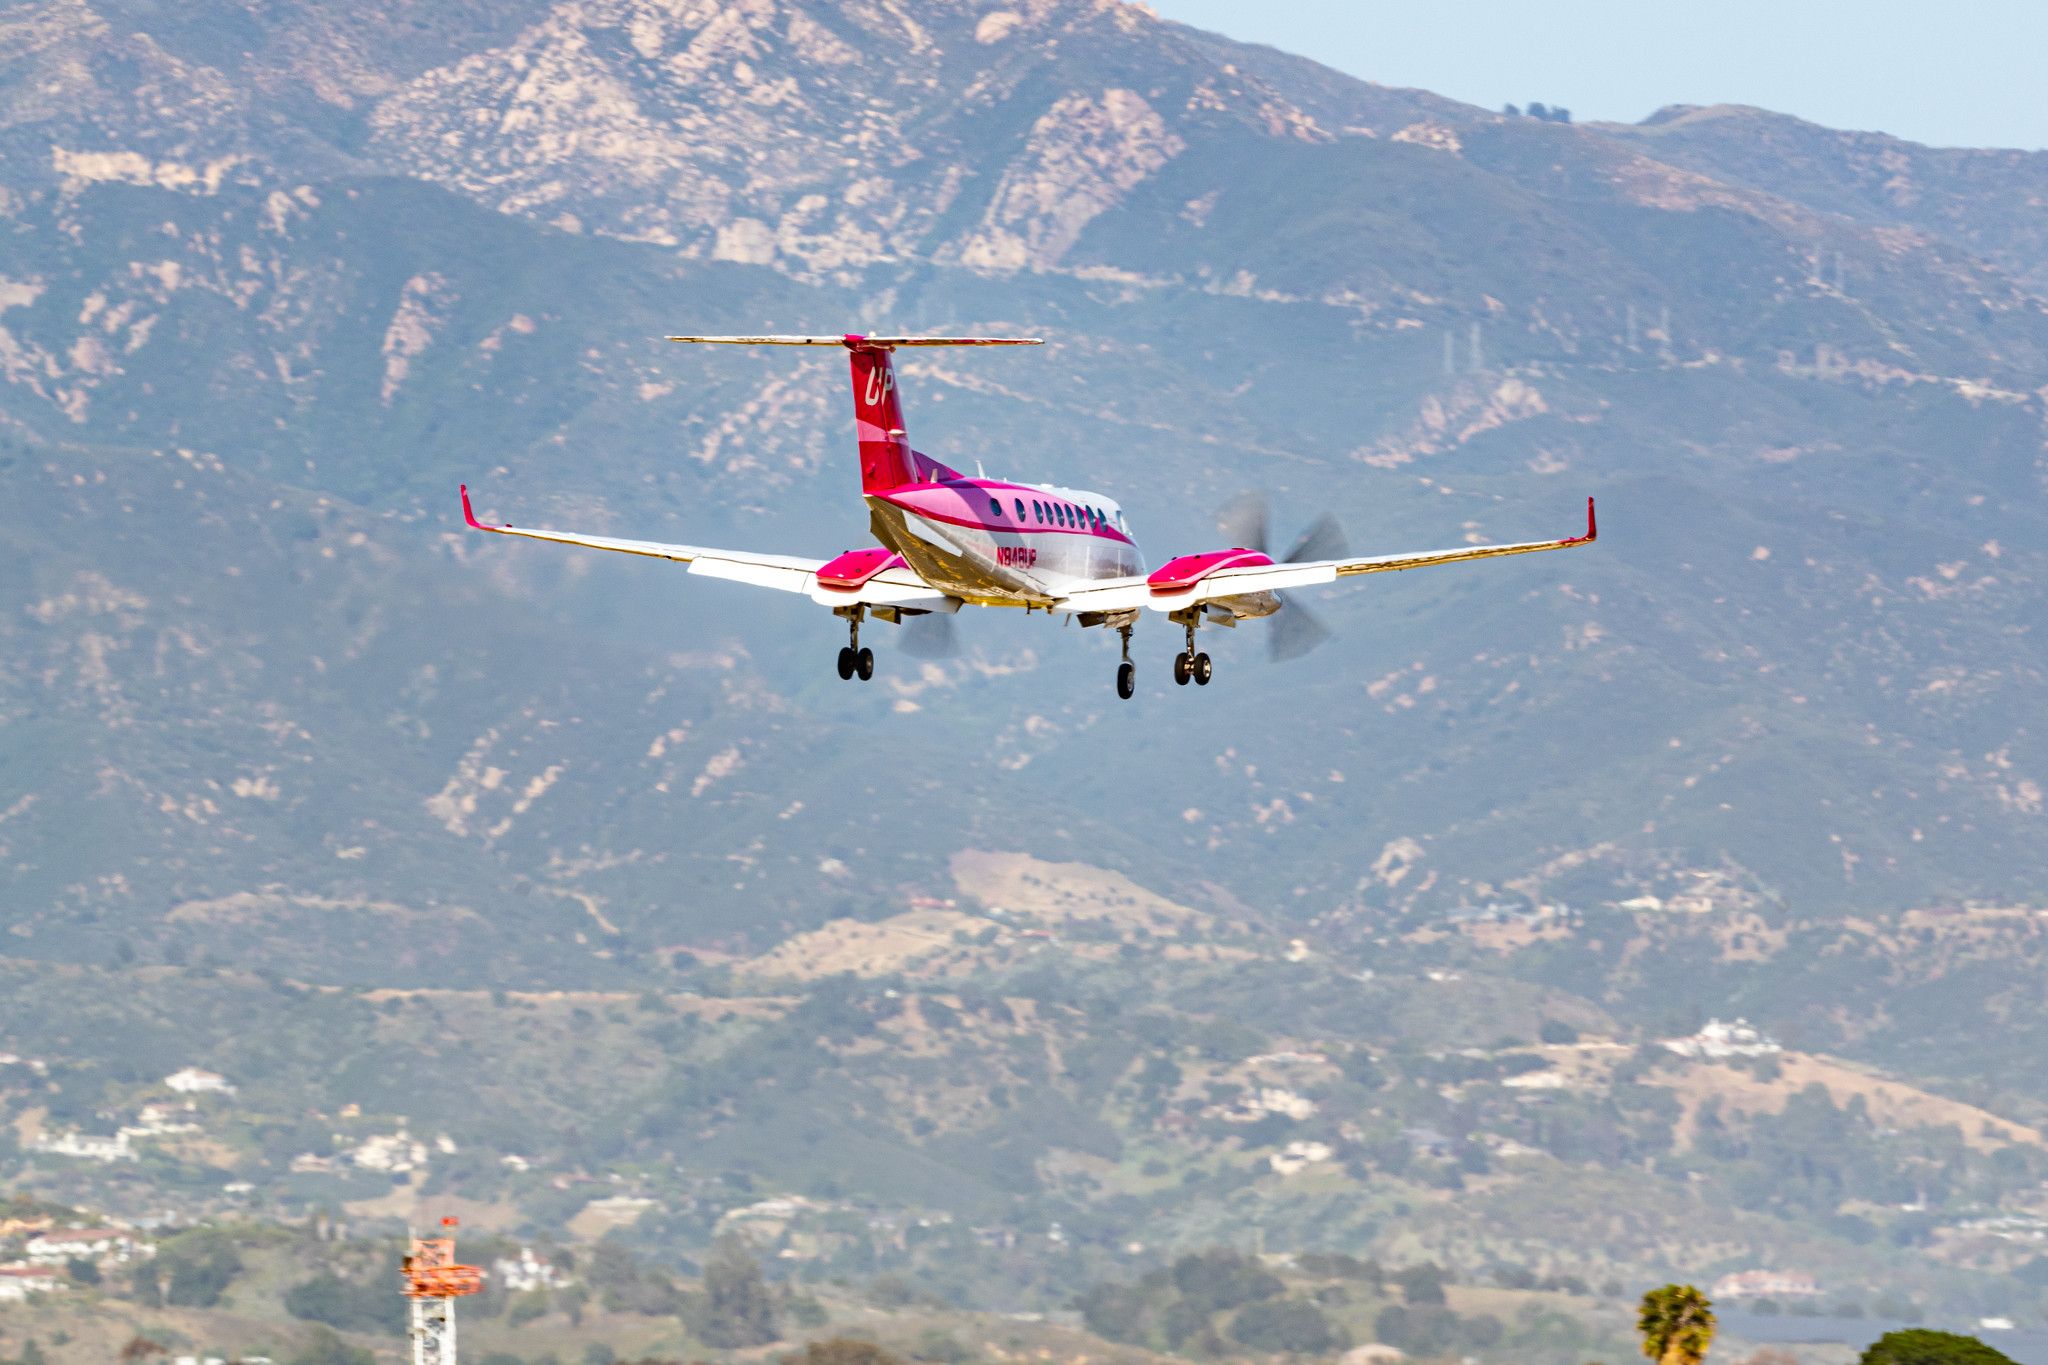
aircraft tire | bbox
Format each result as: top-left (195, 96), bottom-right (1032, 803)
top-left (1116, 661), bottom-right (1135, 700)
top-left (856, 646), bottom-right (875, 681)
top-left (837, 646), bottom-right (856, 680)
top-left (1173, 652), bottom-right (1191, 686)
top-left (1193, 652), bottom-right (1213, 686)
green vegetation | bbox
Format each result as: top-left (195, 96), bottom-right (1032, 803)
top-left (1860, 1331), bottom-right (2019, 1365)
top-left (1637, 1285), bottom-right (1715, 1365)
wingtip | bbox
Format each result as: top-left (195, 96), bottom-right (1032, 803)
top-left (460, 483), bottom-right (497, 532)
top-left (1586, 496), bottom-right (1597, 542)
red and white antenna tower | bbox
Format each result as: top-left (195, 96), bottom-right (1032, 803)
top-left (402, 1217), bottom-right (484, 1365)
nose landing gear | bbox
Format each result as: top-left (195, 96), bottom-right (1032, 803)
top-left (1115, 622), bottom-right (1136, 700)
top-left (834, 608), bottom-right (876, 682)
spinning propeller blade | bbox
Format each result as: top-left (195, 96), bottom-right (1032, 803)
top-left (1214, 491), bottom-right (1271, 556)
top-left (1217, 492), bottom-right (1347, 662)
top-left (1269, 600), bottom-right (1333, 662)
top-left (1283, 513), bottom-right (1347, 564)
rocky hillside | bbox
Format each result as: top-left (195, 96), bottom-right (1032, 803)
top-left (3, 0), bottom-right (2048, 986)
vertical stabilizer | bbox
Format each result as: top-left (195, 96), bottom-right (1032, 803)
top-left (846, 337), bottom-right (914, 493)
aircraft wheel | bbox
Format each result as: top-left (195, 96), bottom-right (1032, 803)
top-left (1116, 661), bottom-right (1135, 700)
top-left (836, 646), bottom-right (856, 680)
top-left (1193, 652), bottom-right (1213, 686)
top-left (1173, 652), bottom-right (1192, 686)
top-left (856, 646), bottom-right (876, 681)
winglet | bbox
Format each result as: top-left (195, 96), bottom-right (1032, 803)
top-left (459, 484), bottom-right (503, 532)
top-left (1568, 496), bottom-right (1597, 545)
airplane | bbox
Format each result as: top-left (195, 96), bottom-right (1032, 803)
top-left (460, 334), bottom-right (1597, 700)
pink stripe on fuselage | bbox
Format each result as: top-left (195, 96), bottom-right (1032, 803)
top-left (875, 481), bottom-right (1134, 545)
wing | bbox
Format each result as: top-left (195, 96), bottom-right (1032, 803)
top-left (459, 486), bottom-right (950, 607)
top-left (1058, 499), bottom-right (1597, 614)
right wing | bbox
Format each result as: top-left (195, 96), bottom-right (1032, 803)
top-left (1057, 499), bottom-right (1597, 614)
top-left (459, 486), bottom-right (949, 607)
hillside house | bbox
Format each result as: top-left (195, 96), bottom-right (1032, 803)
top-left (25, 1228), bottom-right (147, 1265)
top-left (0, 1266), bottom-right (64, 1301)
top-left (30, 1130), bottom-right (134, 1162)
top-left (491, 1246), bottom-right (569, 1293)
top-left (1711, 1269), bottom-right (1820, 1299)
top-left (349, 1133), bottom-right (428, 1172)
top-left (164, 1067), bottom-right (235, 1095)
top-left (1664, 1018), bottom-right (1784, 1060)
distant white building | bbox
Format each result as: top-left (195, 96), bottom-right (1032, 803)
top-left (499, 1154), bottom-right (532, 1173)
top-left (1711, 1269), bottom-right (1819, 1300)
top-left (0, 1266), bottom-right (64, 1301)
top-left (30, 1131), bottom-right (135, 1163)
top-left (165, 1068), bottom-right (235, 1095)
top-left (1504, 1070), bottom-right (1572, 1090)
top-left (349, 1132), bottom-right (428, 1173)
top-left (1215, 1087), bottom-right (1320, 1123)
top-left (491, 1247), bottom-right (570, 1293)
top-left (1664, 1018), bottom-right (1784, 1060)
top-left (1268, 1140), bottom-right (1336, 1176)
top-left (25, 1229), bottom-right (147, 1265)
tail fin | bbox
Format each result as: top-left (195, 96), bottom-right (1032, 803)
top-left (667, 333), bottom-right (1040, 493)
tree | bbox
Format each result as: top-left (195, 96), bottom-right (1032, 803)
top-left (1393, 1262), bottom-right (1446, 1306)
top-left (1638, 1285), bottom-right (1715, 1365)
top-left (1860, 1330), bottom-right (2017, 1365)
top-left (158, 1230), bottom-right (243, 1308)
top-left (1171, 1250), bottom-right (1282, 1314)
top-left (698, 1241), bottom-right (779, 1348)
top-left (1229, 1299), bottom-right (1346, 1354)
top-left (780, 1341), bottom-right (904, 1365)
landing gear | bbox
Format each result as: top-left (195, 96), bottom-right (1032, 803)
top-left (1114, 622), bottom-right (1136, 700)
top-left (835, 608), bottom-right (876, 683)
top-left (1172, 614), bottom-right (1215, 687)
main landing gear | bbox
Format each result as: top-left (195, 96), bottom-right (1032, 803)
top-left (834, 608), bottom-right (876, 683)
top-left (1172, 614), bottom-right (1213, 687)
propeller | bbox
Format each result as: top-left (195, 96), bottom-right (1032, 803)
top-left (899, 610), bottom-right (958, 659)
top-left (1214, 493), bottom-right (1348, 662)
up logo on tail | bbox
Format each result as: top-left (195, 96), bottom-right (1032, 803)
top-left (863, 365), bottom-right (894, 407)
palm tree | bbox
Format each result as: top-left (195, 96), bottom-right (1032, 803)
top-left (1639, 1284), bottom-right (1717, 1365)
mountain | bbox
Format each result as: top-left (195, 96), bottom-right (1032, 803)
top-left (7, 0), bottom-right (2048, 1338)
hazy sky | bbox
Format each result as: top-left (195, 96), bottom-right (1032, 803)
top-left (1144, 0), bottom-right (2048, 150)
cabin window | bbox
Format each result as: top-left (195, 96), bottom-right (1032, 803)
top-left (1033, 501), bottom-right (1043, 522)
top-left (1014, 499), bottom-right (1026, 520)
top-left (989, 497), bottom-right (1002, 517)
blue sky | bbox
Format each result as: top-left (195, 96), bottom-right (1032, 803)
top-left (1144, 0), bottom-right (2048, 150)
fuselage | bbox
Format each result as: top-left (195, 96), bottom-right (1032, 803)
top-left (867, 477), bottom-right (1144, 606)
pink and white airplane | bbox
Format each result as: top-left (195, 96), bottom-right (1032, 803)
top-left (460, 334), bottom-right (1596, 699)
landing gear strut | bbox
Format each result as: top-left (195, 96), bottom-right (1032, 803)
top-left (1172, 614), bottom-right (1212, 687)
top-left (834, 608), bottom-right (875, 682)
top-left (1115, 623), bottom-right (1136, 701)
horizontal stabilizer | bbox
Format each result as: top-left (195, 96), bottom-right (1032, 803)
top-left (666, 333), bottom-right (1040, 349)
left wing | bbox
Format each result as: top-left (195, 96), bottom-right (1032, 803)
top-left (1058, 498), bottom-right (1597, 613)
top-left (459, 486), bottom-right (950, 607)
